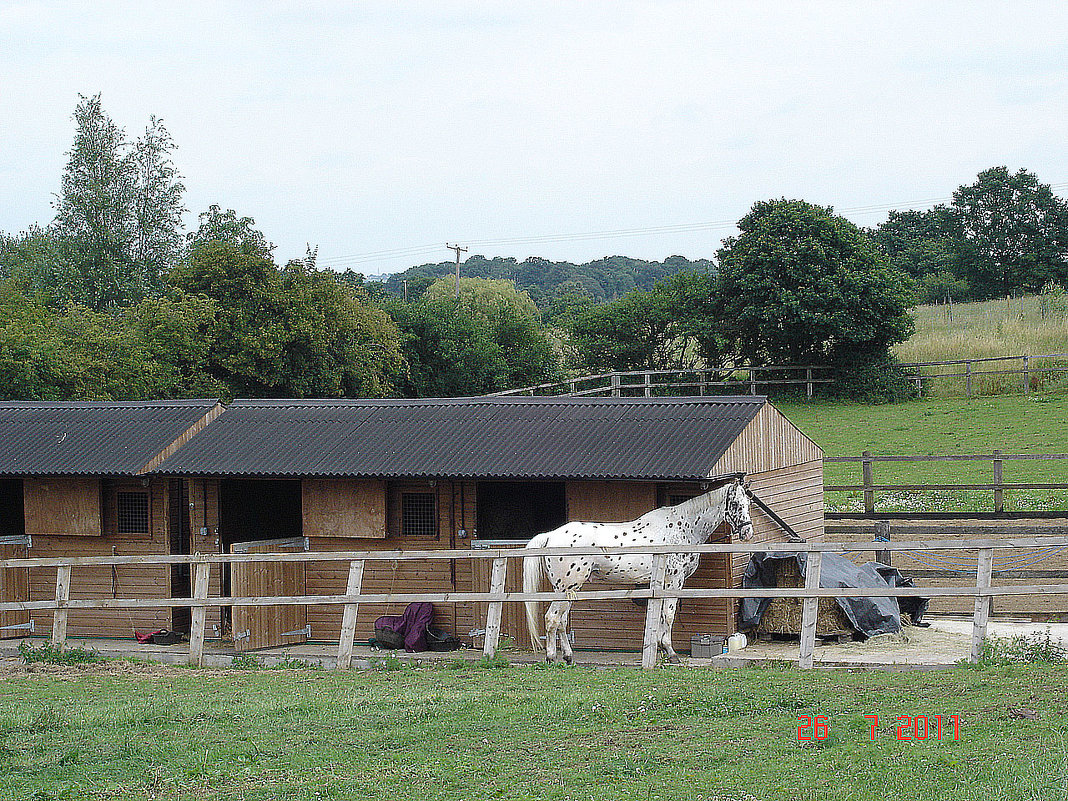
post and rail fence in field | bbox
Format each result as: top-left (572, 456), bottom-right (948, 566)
top-left (825, 452), bottom-right (1068, 518)
top-left (491, 354), bottom-right (1068, 401)
top-left (4, 538), bottom-right (1068, 671)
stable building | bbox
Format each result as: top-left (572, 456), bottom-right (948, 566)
top-left (0, 399), bottom-right (222, 640)
top-left (152, 396), bottom-right (824, 653)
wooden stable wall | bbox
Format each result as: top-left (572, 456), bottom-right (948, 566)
top-left (28, 477), bottom-right (173, 638)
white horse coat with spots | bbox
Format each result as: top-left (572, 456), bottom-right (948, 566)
top-left (523, 479), bottom-right (754, 664)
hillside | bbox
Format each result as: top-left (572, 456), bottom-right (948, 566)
top-left (380, 254), bottom-right (715, 305)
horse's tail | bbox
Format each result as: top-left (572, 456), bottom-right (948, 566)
top-left (523, 533), bottom-right (551, 653)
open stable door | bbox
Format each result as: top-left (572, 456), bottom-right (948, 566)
top-left (230, 537), bottom-right (308, 652)
top-left (0, 536), bottom-right (31, 639)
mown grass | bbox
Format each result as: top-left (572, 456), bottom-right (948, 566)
top-left (778, 392), bottom-right (1068, 513)
top-left (2, 662), bottom-right (1068, 801)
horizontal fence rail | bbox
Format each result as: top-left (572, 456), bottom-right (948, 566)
top-left (901, 353), bottom-right (1068, 398)
top-left (825, 451), bottom-right (1068, 516)
top-left (3, 538), bottom-right (1068, 670)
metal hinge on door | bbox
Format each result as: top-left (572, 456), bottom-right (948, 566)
top-left (234, 629), bottom-right (251, 642)
top-left (0, 620), bottom-right (34, 633)
top-left (282, 625), bottom-right (311, 638)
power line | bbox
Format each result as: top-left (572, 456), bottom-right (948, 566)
top-left (319, 183), bottom-right (1068, 270)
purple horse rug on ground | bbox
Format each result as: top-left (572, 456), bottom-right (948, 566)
top-left (375, 602), bottom-right (434, 652)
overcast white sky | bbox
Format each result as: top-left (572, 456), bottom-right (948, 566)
top-left (2, 2), bottom-right (1066, 275)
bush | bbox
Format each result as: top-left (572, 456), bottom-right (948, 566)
top-left (832, 354), bottom-right (919, 403)
top-left (976, 629), bottom-right (1067, 666)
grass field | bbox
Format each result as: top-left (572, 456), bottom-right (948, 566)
top-left (2, 660), bottom-right (1068, 801)
top-left (893, 294), bottom-right (1068, 398)
top-left (777, 393), bottom-right (1068, 513)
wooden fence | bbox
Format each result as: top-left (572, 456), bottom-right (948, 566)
top-left (825, 452), bottom-right (1068, 517)
top-left (901, 353), bottom-right (1068, 398)
top-left (491, 365), bottom-right (833, 399)
top-left (4, 537), bottom-right (1068, 671)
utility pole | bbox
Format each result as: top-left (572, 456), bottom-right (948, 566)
top-left (446, 243), bottom-right (468, 299)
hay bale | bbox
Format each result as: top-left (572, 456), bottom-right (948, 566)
top-left (754, 558), bottom-right (854, 637)
top-left (756, 597), bottom-right (853, 637)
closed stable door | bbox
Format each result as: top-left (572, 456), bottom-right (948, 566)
top-left (230, 537), bottom-right (309, 652)
top-left (0, 536), bottom-right (30, 639)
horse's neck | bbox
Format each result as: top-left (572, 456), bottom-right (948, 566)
top-left (670, 487), bottom-right (728, 545)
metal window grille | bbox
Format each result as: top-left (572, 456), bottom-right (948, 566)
top-left (401, 492), bottom-right (436, 537)
top-left (117, 491), bottom-right (150, 535)
top-left (668, 494), bottom-right (697, 507)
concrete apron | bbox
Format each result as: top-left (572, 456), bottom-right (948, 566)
top-left (3, 619), bottom-right (1065, 671)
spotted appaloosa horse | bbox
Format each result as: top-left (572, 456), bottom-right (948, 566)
top-left (522, 478), bottom-right (754, 664)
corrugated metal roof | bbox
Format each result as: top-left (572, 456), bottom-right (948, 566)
top-left (153, 396), bottom-right (766, 481)
top-left (0, 399), bottom-right (221, 476)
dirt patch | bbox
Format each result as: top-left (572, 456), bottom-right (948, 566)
top-left (0, 657), bottom-right (230, 680)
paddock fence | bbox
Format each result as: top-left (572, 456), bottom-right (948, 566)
top-left (4, 537), bottom-right (1068, 671)
top-left (825, 451), bottom-right (1068, 518)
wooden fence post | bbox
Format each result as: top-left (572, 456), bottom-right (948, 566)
top-left (610, 373), bottom-right (621, 397)
top-left (966, 360), bottom-right (973, 399)
top-left (187, 561), bottom-right (211, 668)
top-left (970, 548), bottom-right (994, 663)
top-left (798, 551), bottom-right (823, 669)
top-left (874, 521), bottom-right (891, 565)
top-left (749, 369), bottom-right (756, 395)
top-left (862, 452), bottom-right (875, 516)
top-left (336, 559), bottom-right (366, 669)
top-left (643, 374), bottom-right (651, 397)
top-left (641, 554), bottom-right (669, 669)
top-left (51, 565), bottom-right (71, 648)
top-left (806, 367), bottom-right (813, 399)
top-left (1023, 356), bottom-right (1030, 395)
top-left (992, 450), bottom-right (1004, 514)
top-left (482, 557), bottom-right (509, 657)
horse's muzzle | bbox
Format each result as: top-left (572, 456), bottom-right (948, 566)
top-left (736, 522), bottom-right (755, 541)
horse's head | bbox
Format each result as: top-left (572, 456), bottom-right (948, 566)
top-left (725, 478), bottom-right (754, 540)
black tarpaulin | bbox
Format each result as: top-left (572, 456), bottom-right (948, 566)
top-left (739, 552), bottom-right (929, 638)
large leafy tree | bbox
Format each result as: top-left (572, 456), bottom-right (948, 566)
top-left (870, 206), bottom-right (975, 302)
top-left (168, 242), bottom-right (404, 398)
top-left (390, 277), bottom-right (558, 396)
top-left (567, 271), bottom-right (721, 373)
top-left (951, 166), bottom-right (1068, 297)
top-left (715, 199), bottom-right (914, 372)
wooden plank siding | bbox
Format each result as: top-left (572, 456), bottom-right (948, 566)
top-left (28, 477), bottom-right (172, 638)
top-left (0, 541), bottom-right (29, 637)
top-left (187, 478), bottom-right (223, 635)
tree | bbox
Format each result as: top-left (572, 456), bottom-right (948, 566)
top-left (871, 206), bottom-right (976, 302)
top-left (390, 277), bottom-right (558, 396)
top-left (951, 166), bottom-right (1068, 297)
top-left (48, 95), bottom-right (186, 309)
top-left (185, 204), bottom-right (274, 258)
top-left (168, 242), bottom-right (404, 398)
top-left (568, 271), bottom-right (721, 373)
top-left (715, 199), bottom-right (915, 398)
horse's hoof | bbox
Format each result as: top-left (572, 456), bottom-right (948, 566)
top-left (667, 654), bottom-right (682, 665)
top-left (564, 655), bottom-right (573, 665)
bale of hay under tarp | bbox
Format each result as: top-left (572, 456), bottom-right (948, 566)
top-left (754, 558), bottom-right (854, 638)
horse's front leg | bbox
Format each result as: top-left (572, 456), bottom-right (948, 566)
top-left (658, 597), bottom-right (682, 663)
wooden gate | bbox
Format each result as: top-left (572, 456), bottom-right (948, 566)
top-left (0, 536), bottom-right (31, 639)
top-left (231, 537), bottom-right (308, 652)
top-left (472, 543), bottom-right (529, 649)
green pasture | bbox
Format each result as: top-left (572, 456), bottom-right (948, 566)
top-left (777, 392), bottom-right (1068, 514)
top-left (2, 661), bottom-right (1067, 801)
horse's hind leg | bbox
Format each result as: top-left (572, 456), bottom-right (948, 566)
top-left (544, 601), bottom-right (571, 663)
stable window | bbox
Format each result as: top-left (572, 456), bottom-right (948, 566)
top-left (401, 492), bottom-right (436, 537)
top-left (116, 491), bottom-right (150, 535)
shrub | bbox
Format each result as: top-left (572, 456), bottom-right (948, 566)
top-left (18, 641), bottom-right (102, 665)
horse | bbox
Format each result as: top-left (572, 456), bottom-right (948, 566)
top-left (522, 478), bottom-right (754, 664)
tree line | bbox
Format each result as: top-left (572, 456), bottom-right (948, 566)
top-left (2, 95), bottom-right (1065, 404)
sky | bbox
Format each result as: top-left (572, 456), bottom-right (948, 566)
top-left (2, 2), bottom-right (1067, 276)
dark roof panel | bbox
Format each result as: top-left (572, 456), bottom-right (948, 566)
top-left (154, 396), bottom-right (766, 481)
top-left (0, 400), bottom-right (221, 476)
